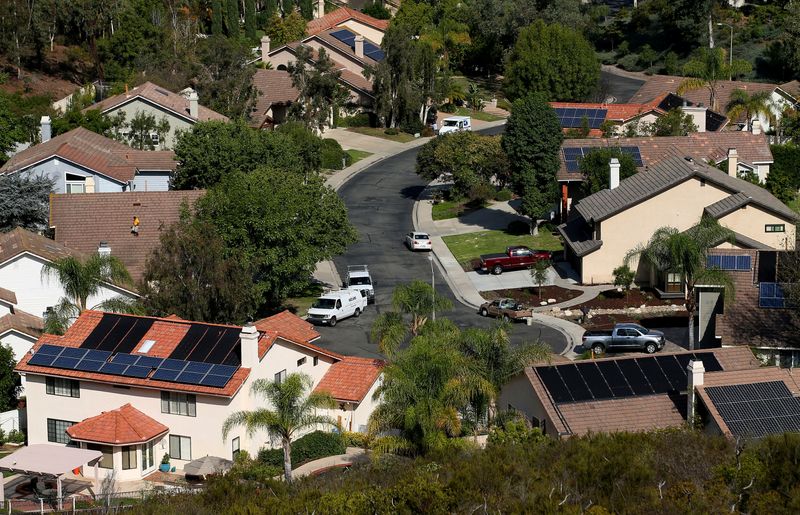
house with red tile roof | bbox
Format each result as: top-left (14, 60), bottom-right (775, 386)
top-left (85, 82), bottom-right (228, 149)
top-left (306, 6), bottom-right (389, 44)
top-left (550, 101), bottom-right (667, 138)
top-left (0, 125), bottom-right (177, 194)
top-left (16, 310), bottom-right (384, 481)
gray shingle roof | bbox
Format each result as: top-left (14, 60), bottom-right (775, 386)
top-left (557, 217), bottom-right (602, 257)
top-left (704, 192), bottom-right (750, 219)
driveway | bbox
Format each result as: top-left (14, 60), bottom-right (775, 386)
top-left (599, 69), bottom-right (646, 103)
top-left (467, 267), bottom-right (569, 292)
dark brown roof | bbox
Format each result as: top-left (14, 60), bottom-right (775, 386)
top-left (704, 192), bottom-right (751, 219)
top-left (274, 37), bottom-right (375, 95)
top-left (0, 309), bottom-right (43, 339)
top-left (87, 82), bottom-right (228, 123)
top-left (0, 287), bottom-right (16, 305)
top-left (557, 217), bottom-right (601, 258)
top-left (251, 70), bottom-right (299, 128)
top-left (306, 7), bottom-right (389, 36)
top-left (49, 191), bottom-right (205, 284)
top-left (0, 228), bottom-right (86, 266)
top-left (0, 128), bottom-right (177, 183)
top-left (558, 132), bottom-right (773, 182)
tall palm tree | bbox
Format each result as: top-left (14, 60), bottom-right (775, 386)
top-left (41, 254), bottom-right (139, 335)
top-left (725, 89), bottom-right (776, 132)
top-left (678, 47), bottom-right (752, 112)
top-left (626, 216), bottom-right (735, 350)
top-left (222, 373), bottom-right (335, 483)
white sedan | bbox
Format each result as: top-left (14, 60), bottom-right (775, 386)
top-left (404, 231), bottom-right (432, 251)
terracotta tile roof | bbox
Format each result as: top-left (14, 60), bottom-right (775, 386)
top-left (87, 82), bottom-right (228, 123)
top-left (557, 131), bottom-right (774, 182)
top-left (250, 69), bottom-right (299, 128)
top-left (0, 309), bottom-right (43, 339)
top-left (0, 287), bottom-right (17, 305)
top-left (49, 190), bottom-right (205, 284)
top-left (0, 128), bottom-right (177, 183)
top-left (0, 228), bottom-right (87, 267)
top-left (66, 403), bottom-right (168, 445)
top-left (255, 310), bottom-right (320, 344)
top-left (314, 356), bottom-right (384, 402)
top-left (550, 102), bottom-right (664, 123)
top-left (306, 7), bottom-right (389, 36)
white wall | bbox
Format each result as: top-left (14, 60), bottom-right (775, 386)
top-left (0, 409), bottom-right (20, 434)
top-left (1, 331), bottom-right (38, 391)
top-left (18, 159), bottom-right (125, 194)
top-left (325, 376), bottom-right (382, 433)
top-left (104, 100), bottom-right (193, 150)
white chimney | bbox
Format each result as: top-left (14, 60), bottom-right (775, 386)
top-left (188, 89), bottom-right (199, 119)
top-left (97, 241), bottom-right (111, 257)
top-left (239, 322), bottom-right (259, 369)
top-left (686, 360), bottom-right (705, 428)
top-left (727, 148), bottom-right (738, 177)
top-left (316, 0), bottom-right (325, 19)
top-left (354, 35), bottom-right (364, 59)
top-left (84, 176), bottom-right (95, 193)
top-left (681, 106), bottom-right (707, 133)
top-left (752, 119), bottom-right (762, 135)
top-left (260, 36), bottom-right (271, 61)
top-left (609, 158), bottom-right (620, 190)
top-left (40, 116), bottom-right (51, 143)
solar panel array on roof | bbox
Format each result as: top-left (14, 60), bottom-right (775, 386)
top-left (554, 108), bottom-right (607, 129)
top-left (363, 41), bottom-right (384, 61)
top-left (328, 28), bottom-right (385, 61)
top-left (80, 314), bottom-right (154, 354)
top-left (536, 352), bottom-right (722, 403)
top-left (706, 381), bottom-right (800, 438)
top-left (563, 146), bottom-right (645, 172)
top-left (170, 325), bottom-right (241, 366)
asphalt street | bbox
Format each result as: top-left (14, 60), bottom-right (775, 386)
top-left (313, 127), bottom-right (569, 358)
top-left (598, 70), bottom-right (645, 103)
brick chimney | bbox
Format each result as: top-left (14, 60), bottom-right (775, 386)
top-left (316, 0), bottom-right (325, 18)
top-left (752, 120), bottom-right (762, 135)
top-left (84, 176), bottom-right (95, 193)
top-left (260, 36), bottom-right (271, 61)
top-left (239, 322), bottom-right (259, 369)
top-left (727, 148), bottom-right (738, 177)
top-left (40, 116), bottom-right (51, 143)
top-left (686, 360), bottom-right (705, 428)
top-left (188, 89), bottom-right (199, 119)
top-left (609, 158), bottom-right (620, 190)
top-left (354, 35), bottom-right (365, 59)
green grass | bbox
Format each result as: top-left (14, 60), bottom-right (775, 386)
top-left (346, 127), bottom-right (417, 143)
top-left (432, 200), bottom-right (464, 221)
top-left (443, 230), bottom-right (563, 270)
top-left (283, 283), bottom-right (325, 317)
top-left (345, 149), bottom-right (373, 166)
top-left (453, 107), bottom-right (504, 122)
top-left (787, 194), bottom-right (800, 214)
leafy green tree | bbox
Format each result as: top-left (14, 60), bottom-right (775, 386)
top-left (639, 44), bottom-right (658, 69)
top-left (541, 0), bottom-right (587, 31)
top-left (649, 108), bottom-right (698, 136)
top-left (52, 108), bottom-right (126, 139)
top-left (0, 174), bottom-right (55, 232)
top-left (463, 0), bottom-right (538, 75)
top-left (299, 0), bottom-right (313, 20)
top-left (0, 96), bottom-right (27, 164)
top-left (530, 259), bottom-right (550, 300)
top-left (126, 111), bottom-right (170, 150)
top-left (244, 0), bottom-right (257, 40)
top-left (765, 144), bottom-right (800, 203)
top-left (625, 216), bottom-right (735, 350)
top-left (663, 51), bottom-right (679, 75)
top-left (225, 0), bottom-right (239, 37)
top-left (678, 47), bottom-right (752, 112)
top-left (274, 121), bottom-right (323, 173)
top-left (577, 148), bottom-right (637, 198)
top-left (197, 168), bottom-right (357, 307)
top-left (222, 372), bottom-right (336, 483)
top-left (0, 345), bottom-right (21, 411)
top-left (362, 1), bottom-right (391, 20)
top-left (465, 83), bottom-right (484, 111)
top-left (194, 36), bottom-right (257, 120)
top-left (287, 46), bottom-right (349, 131)
top-left (501, 96), bottom-right (563, 233)
top-left (264, 11), bottom-right (307, 49)
top-left (612, 264), bottom-right (635, 299)
top-left (504, 20), bottom-right (599, 102)
top-left (725, 89), bottom-right (776, 133)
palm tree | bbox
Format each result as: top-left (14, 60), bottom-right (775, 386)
top-left (41, 254), bottom-right (139, 334)
top-left (222, 373), bottom-right (335, 483)
top-left (725, 89), bottom-right (776, 132)
top-left (678, 47), bottom-right (752, 112)
top-left (625, 216), bottom-right (735, 350)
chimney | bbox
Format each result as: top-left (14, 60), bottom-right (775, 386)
top-left (354, 35), bottom-right (364, 59)
top-left (97, 241), bottom-right (111, 258)
top-left (239, 322), bottom-right (259, 369)
top-left (316, 0), bottom-right (325, 19)
top-left (40, 116), bottom-right (51, 143)
top-left (188, 89), bottom-right (199, 119)
top-left (686, 360), bottom-right (705, 428)
top-left (727, 148), bottom-right (738, 177)
top-left (609, 158), bottom-right (620, 190)
top-left (84, 176), bottom-right (95, 193)
top-left (752, 120), bottom-right (762, 135)
top-left (260, 36), bottom-right (271, 61)
top-left (681, 105), bottom-right (707, 132)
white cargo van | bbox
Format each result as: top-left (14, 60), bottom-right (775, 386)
top-left (307, 290), bottom-right (368, 327)
top-left (438, 116), bottom-right (472, 135)
top-left (346, 265), bottom-right (374, 303)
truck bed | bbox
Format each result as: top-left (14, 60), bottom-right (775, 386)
top-left (583, 330), bottom-right (613, 337)
top-left (480, 253), bottom-right (507, 260)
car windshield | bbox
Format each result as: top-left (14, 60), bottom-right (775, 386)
top-left (414, 234), bottom-right (430, 239)
top-left (350, 277), bottom-right (371, 285)
top-left (628, 324), bottom-right (648, 334)
top-left (443, 120), bottom-right (458, 126)
top-left (312, 298), bottom-right (336, 309)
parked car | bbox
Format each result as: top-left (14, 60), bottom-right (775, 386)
top-left (438, 116), bottom-right (471, 135)
top-left (307, 290), bottom-right (368, 327)
top-left (345, 265), bottom-right (374, 303)
top-left (581, 323), bottom-right (666, 355)
top-left (478, 298), bottom-right (532, 321)
top-left (479, 246), bottom-right (552, 275)
top-left (405, 231), bottom-right (432, 251)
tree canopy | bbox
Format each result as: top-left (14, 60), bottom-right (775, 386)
top-left (287, 46), bottom-right (350, 132)
top-left (577, 148), bottom-right (638, 198)
top-left (0, 344), bottom-right (21, 411)
top-left (0, 173), bottom-right (55, 233)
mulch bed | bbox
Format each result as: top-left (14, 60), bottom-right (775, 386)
top-left (582, 313), bottom-right (689, 330)
top-left (571, 288), bottom-right (682, 311)
top-left (482, 286), bottom-right (583, 305)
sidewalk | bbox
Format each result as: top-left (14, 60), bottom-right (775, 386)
top-left (291, 447), bottom-right (367, 478)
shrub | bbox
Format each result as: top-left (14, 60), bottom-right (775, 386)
top-left (439, 102), bottom-right (456, 113)
top-left (421, 126), bottom-right (435, 137)
top-left (468, 182), bottom-right (495, 203)
top-left (258, 447), bottom-right (284, 467)
top-left (320, 138), bottom-right (351, 170)
top-left (494, 189), bottom-right (513, 202)
top-left (338, 113), bottom-right (372, 128)
top-left (617, 53), bottom-right (642, 71)
top-left (401, 118), bottom-right (424, 135)
top-left (291, 431), bottom-right (345, 466)
top-left (7, 429), bottom-right (24, 444)
top-left (384, 128), bottom-right (400, 135)
top-left (496, 99), bottom-right (512, 112)
top-left (0, 428), bottom-right (5, 446)
top-left (341, 431), bottom-right (368, 448)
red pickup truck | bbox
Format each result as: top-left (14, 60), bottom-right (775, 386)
top-left (479, 246), bottom-right (552, 275)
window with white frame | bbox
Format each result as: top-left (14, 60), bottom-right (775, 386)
top-left (169, 435), bottom-right (191, 461)
top-left (161, 391), bottom-right (196, 417)
top-left (232, 437), bottom-right (240, 459)
top-left (46, 377), bottom-right (80, 398)
top-left (142, 441), bottom-right (155, 470)
top-left (274, 369), bottom-right (287, 384)
top-left (65, 173), bottom-right (86, 194)
top-left (122, 445), bottom-right (137, 470)
top-left (47, 418), bottom-right (75, 444)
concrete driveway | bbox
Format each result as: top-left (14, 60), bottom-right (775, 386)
top-left (467, 266), bottom-right (569, 292)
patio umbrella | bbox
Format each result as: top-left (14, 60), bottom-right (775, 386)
top-left (182, 456), bottom-right (233, 477)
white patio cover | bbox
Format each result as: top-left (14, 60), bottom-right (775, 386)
top-left (0, 445), bottom-right (102, 476)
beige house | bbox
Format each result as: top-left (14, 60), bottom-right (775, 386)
top-left (559, 155), bottom-right (797, 286)
top-left (306, 5), bottom-right (389, 44)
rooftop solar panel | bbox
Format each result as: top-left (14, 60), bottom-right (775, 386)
top-left (595, 360), bottom-right (633, 398)
top-left (170, 324), bottom-right (207, 361)
top-left (575, 362), bottom-right (613, 399)
top-left (200, 374), bottom-right (231, 387)
top-left (557, 364), bottom-right (593, 401)
top-left (52, 356), bottom-right (81, 369)
top-left (112, 353), bottom-right (140, 366)
top-left (210, 364), bottom-right (238, 377)
top-left (204, 329), bottom-right (241, 365)
top-left (160, 359), bottom-right (188, 371)
top-left (135, 356), bottom-right (164, 369)
top-left (61, 347), bottom-right (88, 359)
top-left (122, 365), bottom-right (152, 378)
top-left (99, 362), bottom-right (128, 375)
top-left (85, 349), bottom-right (112, 362)
top-left (80, 314), bottom-right (122, 349)
top-left (655, 355), bottom-right (687, 391)
top-left (37, 344), bottom-right (63, 356)
top-left (96, 315), bottom-right (138, 352)
top-left (176, 371), bottom-right (206, 384)
top-left (75, 359), bottom-right (105, 372)
top-left (537, 366), bottom-right (573, 403)
top-left (183, 361), bottom-right (213, 375)
top-left (28, 353), bottom-right (57, 367)
top-left (151, 368), bottom-right (180, 382)
top-left (706, 381), bottom-right (800, 438)
top-left (112, 317), bottom-right (154, 354)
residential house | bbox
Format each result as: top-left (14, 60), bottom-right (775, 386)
top-left (550, 101), bottom-right (667, 137)
top-left (306, 5), bottom-right (389, 44)
top-left (558, 155), bottom-right (797, 286)
top-left (557, 131), bottom-right (775, 215)
top-left (16, 310), bottom-right (384, 481)
top-left (49, 190), bottom-right (205, 284)
top-left (85, 82), bottom-right (229, 149)
top-left (499, 347), bottom-right (800, 439)
top-left (250, 69), bottom-right (300, 129)
top-left (0, 125), bottom-right (177, 194)
top-left (0, 310), bottom-right (43, 370)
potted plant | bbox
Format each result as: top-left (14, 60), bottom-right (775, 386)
top-left (159, 453), bottom-right (171, 472)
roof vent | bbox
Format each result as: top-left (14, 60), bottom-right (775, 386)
top-left (138, 340), bottom-right (156, 354)
top-left (684, 156), bottom-right (694, 163)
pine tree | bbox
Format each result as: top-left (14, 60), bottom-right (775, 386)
top-left (245, 0), bottom-right (257, 40)
top-left (225, 0), bottom-right (240, 37)
top-left (299, 0), bottom-right (313, 20)
top-left (211, 0), bottom-right (224, 35)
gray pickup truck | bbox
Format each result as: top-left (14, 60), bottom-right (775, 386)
top-left (582, 323), bottom-right (666, 355)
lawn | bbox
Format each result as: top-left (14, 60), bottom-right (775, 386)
top-left (787, 193), bottom-right (800, 214)
top-left (345, 149), bottom-right (373, 166)
top-left (346, 127), bottom-right (417, 143)
top-left (443, 229), bottom-right (563, 270)
top-left (282, 283), bottom-right (325, 317)
top-left (453, 107), bottom-right (504, 122)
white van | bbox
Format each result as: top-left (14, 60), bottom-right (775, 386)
top-left (438, 116), bottom-right (472, 135)
top-left (346, 265), bottom-right (374, 303)
top-left (307, 290), bottom-right (368, 327)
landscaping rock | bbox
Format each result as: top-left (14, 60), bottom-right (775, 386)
top-left (547, 298), bottom-right (557, 304)
top-left (551, 307), bottom-right (561, 312)
top-left (563, 310), bottom-right (572, 317)
top-left (540, 301), bottom-right (548, 306)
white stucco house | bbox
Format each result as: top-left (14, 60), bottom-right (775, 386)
top-left (16, 310), bottom-right (384, 482)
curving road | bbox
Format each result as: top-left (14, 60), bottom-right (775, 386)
top-left (312, 128), bottom-right (569, 357)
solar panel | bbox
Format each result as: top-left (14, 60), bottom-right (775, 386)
top-left (52, 356), bottom-right (81, 369)
top-left (160, 359), bottom-right (188, 371)
top-left (151, 368), bottom-right (180, 382)
top-left (112, 353), bottom-right (140, 365)
top-left (655, 355), bottom-right (686, 390)
top-left (691, 352), bottom-right (723, 372)
top-left (183, 362), bottom-right (213, 375)
top-left (557, 364), bottom-right (593, 401)
top-left (706, 381), bottom-right (800, 438)
top-left (170, 324), bottom-right (207, 361)
top-left (80, 314), bottom-right (122, 349)
top-left (113, 318), bottom-right (154, 354)
top-left (37, 344), bottom-right (64, 356)
top-left (363, 42), bottom-right (384, 61)
top-left (61, 347), bottom-right (88, 359)
top-left (175, 371), bottom-right (205, 384)
top-left (204, 329), bottom-right (241, 365)
top-left (596, 360), bottom-right (634, 398)
top-left (200, 374), bottom-right (231, 387)
top-left (575, 362), bottom-right (613, 399)
top-left (28, 353), bottom-right (57, 367)
top-left (187, 327), bottom-right (227, 362)
top-left (210, 364), bottom-right (238, 377)
top-left (635, 358), bottom-right (672, 393)
top-left (75, 359), bottom-right (105, 372)
top-left (122, 365), bottom-right (152, 378)
top-left (135, 356), bottom-right (164, 369)
top-left (615, 359), bottom-right (653, 396)
top-left (619, 146), bottom-right (644, 166)
top-left (537, 367), bottom-right (573, 403)
top-left (99, 362), bottom-right (128, 375)
top-left (85, 349), bottom-right (112, 362)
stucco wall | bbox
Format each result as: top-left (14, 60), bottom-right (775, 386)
top-left (103, 99), bottom-right (193, 150)
top-left (131, 171), bottom-right (171, 192)
top-left (498, 374), bottom-right (556, 437)
top-left (304, 40), bottom-right (364, 75)
top-left (719, 205), bottom-right (796, 251)
top-left (17, 159), bottom-right (124, 194)
top-left (1, 331), bottom-right (37, 391)
top-left (339, 20), bottom-right (384, 44)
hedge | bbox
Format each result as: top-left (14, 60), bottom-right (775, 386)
top-left (257, 431), bottom-right (346, 468)
top-left (320, 138), bottom-right (351, 170)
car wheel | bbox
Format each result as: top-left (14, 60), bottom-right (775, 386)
top-left (354, 308), bottom-right (361, 317)
top-left (492, 265), bottom-right (503, 275)
top-left (479, 308), bottom-right (488, 317)
top-left (645, 342), bottom-right (657, 354)
top-left (328, 317), bottom-right (337, 327)
top-left (592, 343), bottom-right (605, 355)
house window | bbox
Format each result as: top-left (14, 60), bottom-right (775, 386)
top-left (169, 435), bottom-right (191, 461)
top-left (46, 377), bottom-right (80, 398)
top-left (142, 441), bottom-right (155, 471)
top-left (65, 173), bottom-right (86, 194)
top-left (665, 272), bottom-right (683, 293)
top-left (766, 224), bottom-right (785, 233)
top-left (149, 133), bottom-right (160, 146)
top-left (313, 356), bottom-right (319, 366)
top-left (121, 445), bottom-right (137, 470)
top-left (47, 418), bottom-right (75, 444)
top-left (297, 357), bottom-right (307, 367)
top-left (274, 369), bottom-right (287, 384)
top-left (232, 437), bottom-right (240, 459)
top-left (87, 444), bottom-right (114, 469)
top-left (161, 391), bottom-right (196, 417)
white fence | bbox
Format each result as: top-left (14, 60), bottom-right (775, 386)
top-left (0, 410), bottom-right (19, 434)
top-left (6, 486), bottom-right (202, 514)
